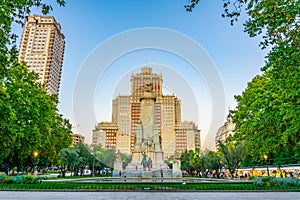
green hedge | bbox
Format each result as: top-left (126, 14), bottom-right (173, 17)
top-left (253, 177), bottom-right (300, 187)
top-left (0, 182), bottom-right (299, 191)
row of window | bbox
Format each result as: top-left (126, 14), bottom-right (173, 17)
top-left (40, 19), bottom-right (52, 23)
top-left (106, 137), bottom-right (116, 140)
top-left (176, 144), bottom-right (188, 147)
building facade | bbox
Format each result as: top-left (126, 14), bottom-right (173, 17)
top-left (92, 67), bottom-right (201, 158)
top-left (71, 133), bottom-right (85, 146)
top-left (18, 15), bottom-right (65, 95)
top-left (215, 113), bottom-right (235, 146)
top-left (93, 122), bottom-right (118, 151)
top-left (175, 121), bottom-right (201, 153)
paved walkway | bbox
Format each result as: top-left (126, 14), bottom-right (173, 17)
top-left (0, 192), bottom-right (299, 200)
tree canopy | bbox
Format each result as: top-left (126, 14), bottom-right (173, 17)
top-left (218, 141), bottom-right (247, 178)
top-left (186, 0), bottom-right (300, 165)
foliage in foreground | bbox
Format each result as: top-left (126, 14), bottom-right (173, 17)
top-left (0, 174), bottom-right (47, 184)
top-left (186, 0), bottom-right (300, 166)
top-left (58, 144), bottom-right (123, 177)
top-left (253, 176), bottom-right (300, 187)
top-left (218, 141), bottom-right (247, 177)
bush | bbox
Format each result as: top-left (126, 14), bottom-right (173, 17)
top-left (23, 174), bottom-right (34, 184)
top-left (0, 174), bottom-right (5, 182)
top-left (0, 174), bottom-right (48, 184)
top-left (39, 175), bottom-right (47, 180)
top-left (33, 178), bottom-right (41, 184)
top-left (14, 176), bottom-right (24, 184)
top-left (7, 177), bottom-right (15, 184)
top-left (262, 176), bottom-right (276, 186)
top-left (275, 178), bottom-right (300, 187)
top-left (253, 177), bottom-right (264, 186)
top-left (253, 177), bottom-right (300, 187)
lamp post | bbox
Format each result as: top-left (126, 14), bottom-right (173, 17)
top-left (33, 151), bottom-right (38, 174)
top-left (199, 153), bottom-right (204, 178)
top-left (91, 153), bottom-right (95, 177)
top-left (264, 154), bottom-right (270, 177)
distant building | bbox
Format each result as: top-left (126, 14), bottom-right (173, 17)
top-left (215, 113), bottom-right (235, 146)
top-left (111, 96), bottom-right (131, 153)
top-left (92, 122), bottom-right (118, 151)
top-left (18, 15), bottom-right (65, 95)
top-left (92, 67), bottom-right (201, 158)
top-left (175, 121), bottom-right (201, 153)
top-left (72, 133), bottom-right (85, 146)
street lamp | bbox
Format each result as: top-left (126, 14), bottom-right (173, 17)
top-left (33, 151), bottom-right (38, 158)
top-left (198, 153), bottom-right (204, 178)
top-left (264, 154), bottom-right (270, 177)
top-left (91, 153), bottom-right (95, 177)
top-left (33, 151), bottom-right (38, 174)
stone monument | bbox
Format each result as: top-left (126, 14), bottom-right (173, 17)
top-left (172, 151), bottom-right (182, 178)
top-left (122, 83), bottom-right (170, 178)
top-left (112, 150), bottom-right (123, 177)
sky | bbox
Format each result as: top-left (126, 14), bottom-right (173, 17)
top-left (14, 0), bottom-right (268, 149)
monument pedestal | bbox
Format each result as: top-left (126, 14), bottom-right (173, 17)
top-left (122, 169), bottom-right (173, 178)
top-left (112, 160), bottom-right (123, 177)
top-left (172, 160), bottom-right (182, 178)
top-left (123, 150), bottom-right (170, 178)
top-left (125, 150), bottom-right (168, 171)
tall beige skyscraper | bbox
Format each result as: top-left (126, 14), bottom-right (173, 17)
top-left (18, 15), bottom-right (65, 95)
top-left (92, 67), bottom-right (201, 158)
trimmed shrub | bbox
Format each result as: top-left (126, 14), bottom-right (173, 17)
top-left (0, 174), bottom-right (49, 184)
top-left (277, 178), bottom-right (300, 187)
top-left (14, 176), bottom-right (24, 184)
top-left (39, 175), bottom-right (47, 180)
top-left (0, 174), bottom-right (5, 181)
top-left (7, 177), bottom-right (15, 184)
top-left (253, 177), bottom-right (300, 187)
top-left (23, 174), bottom-right (34, 184)
top-left (253, 177), bottom-right (264, 186)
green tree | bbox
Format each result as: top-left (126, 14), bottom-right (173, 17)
top-left (218, 141), bottom-right (247, 178)
top-left (92, 144), bottom-right (116, 174)
top-left (204, 151), bottom-right (222, 178)
top-left (59, 148), bottom-right (79, 176)
top-left (190, 151), bottom-right (201, 175)
top-left (74, 143), bottom-right (93, 176)
top-left (180, 150), bottom-right (195, 175)
top-left (233, 69), bottom-right (299, 165)
top-left (100, 149), bottom-right (116, 171)
top-left (0, 59), bottom-right (72, 171)
top-left (121, 153), bottom-right (132, 169)
top-left (186, 0), bottom-right (300, 165)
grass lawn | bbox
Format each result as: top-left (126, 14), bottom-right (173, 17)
top-left (0, 181), bottom-right (299, 191)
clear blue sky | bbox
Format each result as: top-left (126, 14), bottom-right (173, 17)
top-left (15, 0), bottom-right (268, 149)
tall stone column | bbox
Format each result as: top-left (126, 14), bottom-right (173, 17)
top-left (140, 92), bottom-right (156, 150)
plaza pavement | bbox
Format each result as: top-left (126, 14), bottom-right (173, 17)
top-left (0, 191), bottom-right (299, 200)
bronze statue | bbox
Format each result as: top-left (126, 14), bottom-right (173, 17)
top-left (141, 152), bottom-right (147, 170)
